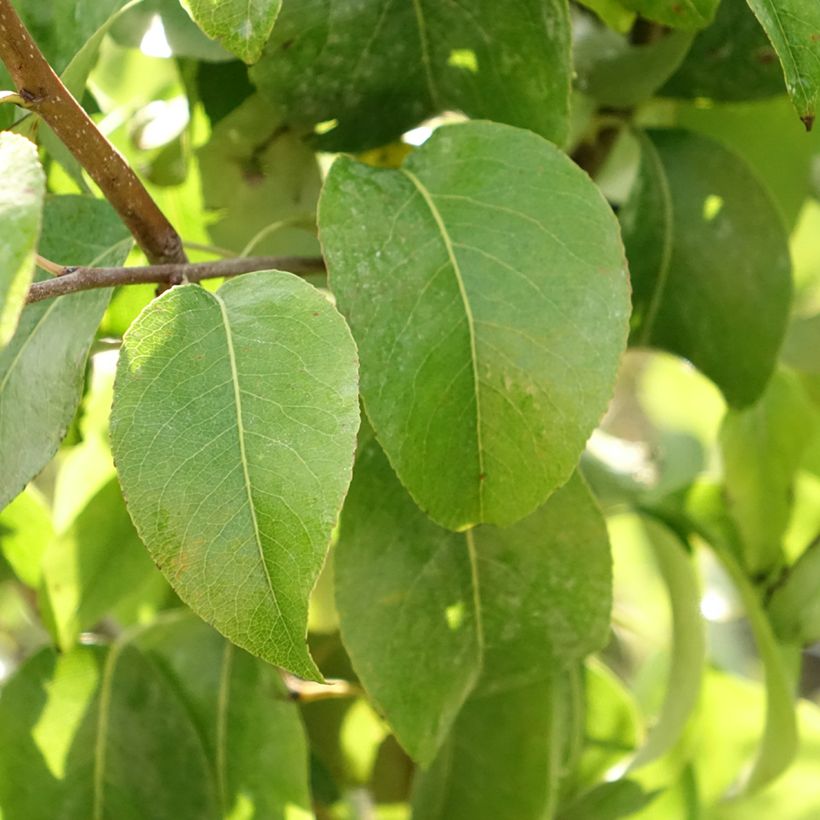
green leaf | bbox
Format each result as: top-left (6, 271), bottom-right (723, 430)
top-left (41, 478), bottom-right (160, 651)
top-left (675, 96), bottom-right (820, 229)
top-left (661, 0), bottom-right (786, 102)
top-left (0, 133), bottom-right (45, 348)
top-left (629, 517), bottom-right (705, 769)
top-left (720, 370), bottom-right (817, 574)
top-left (411, 679), bottom-right (563, 820)
top-left (110, 0), bottom-right (233, 62)
top-left (0, 486), bottom-right (51, 587)
top-left (133, 613), bottom-right (312, 817)
top-left (710, 542), bottom-right (799, 793)
top-left (0, 196), bottom-right (131, 511)
top-left (559, 780), bottom-right (660, 820)
top-left (320, 121), bottom-right (630, 529)
top-left (745, 0), bottom-right (820, 129)
top-left (197, 94), bottom-right (321, 257)
top-left (110, 271), bottom-right (359, 679)
top-left (335, 436), bottom-right (611, 764)
top-left (0, 617), bottom-right (311, 818)
top-left (769, 537), bottom-right (820, 644)
top-left (620, 129), bottom-right (792, 408)
top-left (249, 0), bottom-right (572, 151)
top-left (335, 437), bottom-right (480, 766)
top-left (574, 22), bottom-right (694, 107)
top-left (181, 0), bottom-right (281, 63)
top-left (0, 644), bottom-right (217, 819)
top-left (617, 0), bottom-right (719, 29)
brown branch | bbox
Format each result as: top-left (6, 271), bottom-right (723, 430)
top-left (27, 256), bottom-right (327, 303)
top-left (0, 0), bottom-right (186, 265)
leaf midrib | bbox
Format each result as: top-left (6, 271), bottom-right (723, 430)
top-left (400, 168), bottom-right (485, 521)
top-left (212, 292), bottom-right (292, 646)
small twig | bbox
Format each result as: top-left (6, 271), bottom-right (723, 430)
top-left (26, 255), bottom-right (327, 303)
top-left (0, 0), bottom-right (186, 266)
top-left (34, 253), bottom-right (67, 276)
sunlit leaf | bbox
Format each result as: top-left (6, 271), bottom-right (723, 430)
top-left (0, 133), bottom-right (44, 348)
top-left (0, 197), bottom-right (131, 511)
top-left (111, 271), bottom-right (359, 678)
top-left (321, 121), bottom-right (630, 529)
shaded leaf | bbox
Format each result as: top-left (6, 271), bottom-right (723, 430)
top-left (559, 780), bottom-right (660, 820)
top-left (412, 679), bottom-right (564, 820)
top-left (182, 0), bottom-right (282, 63)
top-left (0, 644), bottom-right (217, 819)
top-left (661, 0), bottom-right (786, 101)
top-left (321, 121), bottom-right (630, 529)
top-left (110, 271), bottom-right (359, 679)
top-left (250, 0), bottom-right (572, 151)
top-left (618, 0), bottom-right (718, 29)
top-left (134, 613), bottom-right (312, 818)
top-left (0, 197), bottom-right (131, 511)
top-left (0, 133), bottom-right (45, 348)
top-left (335, 436), bottom-right (611, 764)
top-left (620, 129), bottom-right (791, 407)
top-left (769, 537), bottom-right (820, 645)
top-left (745, 0), bottom-right (820, 129)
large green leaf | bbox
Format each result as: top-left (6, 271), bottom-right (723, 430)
top-left (41, 478), bottom-right (160, 650)
top-left (0, 197), bottom-right (131, 511)
top-left (335, 436), bottom-right (611, 764)
top-left (110, 271), bottom-right (359, 679)
top-left (0, 133), bottom-right (45, 348)
top-left (745, 0), bottom-right (820, 129)
top-left (133, 613), bottom-right (312, 818)
top-left (719, 370), bottom-right (816, 574)
top-left (0, 617), bottom-right (310, 818)
top-left (320, 121), bottom-right (630, 530)
top-left (0, 644), bottom-right (216, 819)
top-left (620, 129), bottom-right (792, 408)
top-left (181, 0), bottom-right (281, 63)
top-left (250, 0), bottom-right (571, 151)
top-left (197, 94), bottom-right (321, 258)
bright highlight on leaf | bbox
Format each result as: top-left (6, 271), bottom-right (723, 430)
top-left (181, 0), bottom-right (282, 63)
top-left (110, 271), bottom-right (360, 679)
top-left (0, 132), bottom-right (44, 349)
top-left (321, 121), bottom-right (631, 530)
